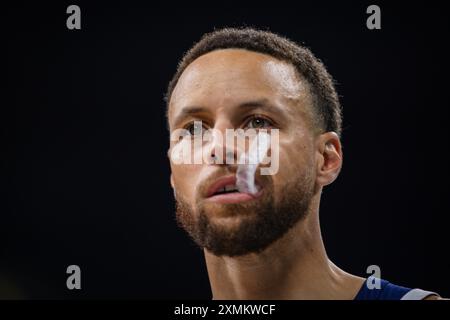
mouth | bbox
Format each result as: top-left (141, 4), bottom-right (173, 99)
top-left (205, 175), bottom-right (263, 204)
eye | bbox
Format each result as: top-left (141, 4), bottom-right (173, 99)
top-left (245, 116), bottom-right (273, 129)
top-left (184, 121), bottom-right (205, 136)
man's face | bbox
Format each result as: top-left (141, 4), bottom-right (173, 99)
top-left (168, 49), bottom-right (319, 256)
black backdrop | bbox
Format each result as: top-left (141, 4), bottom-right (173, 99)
top-left (2, 1), bottom-right (449, 299)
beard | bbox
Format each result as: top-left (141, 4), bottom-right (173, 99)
top-left (175, 168), bottom-right (315, 257)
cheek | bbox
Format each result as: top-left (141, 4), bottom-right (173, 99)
top-left (271, 137), bottom-right (314, 193)
top-left (171, 163), bottom-right (202, 204)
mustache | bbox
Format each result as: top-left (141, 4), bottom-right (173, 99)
top-left (195, 166), bottom-right (272, 201)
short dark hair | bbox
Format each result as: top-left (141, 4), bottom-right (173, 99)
top-left (166, 27), bottom-right (342, 137)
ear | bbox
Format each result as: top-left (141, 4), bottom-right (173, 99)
top-left (170, 173), bottom-right (175, 189)
top-left (315, 132), bottom-right (343, 187)
top-left (170, 173), bottom-right (177, 200)
top-left (167, 147), bottom-right (177, 198)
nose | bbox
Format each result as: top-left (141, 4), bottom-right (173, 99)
top-left (206, 119), bottom-right (238, 165)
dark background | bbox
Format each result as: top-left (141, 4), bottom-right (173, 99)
top-left (2, 1), bottom-right (449, 299)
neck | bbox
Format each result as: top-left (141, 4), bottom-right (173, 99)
top-left (204, 195), bottom-right (364, 300)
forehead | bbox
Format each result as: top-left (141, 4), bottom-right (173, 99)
top-left (168, 49), bottom-right (308, 124)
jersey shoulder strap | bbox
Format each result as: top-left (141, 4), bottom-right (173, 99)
top-left (354, 278), bottom-right (437, 300)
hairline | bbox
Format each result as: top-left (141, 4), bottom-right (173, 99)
top-left (166, 48), bottom-right (323, 135)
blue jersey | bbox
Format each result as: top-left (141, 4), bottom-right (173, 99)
top-left (354, 278), bottom-right (437, 300)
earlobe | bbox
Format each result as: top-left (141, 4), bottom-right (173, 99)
top-left (170, 174), bottom-right (177, 199)
top-left (170, 174), bottom-right (175, 189)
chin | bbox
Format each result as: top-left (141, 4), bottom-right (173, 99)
top-left (201, 202), bottom-right (257, 219)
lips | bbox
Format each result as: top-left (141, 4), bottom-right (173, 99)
top-left (205, 175), bottom-right (263, 204)
top-left (206, 176), bottom-right (239, 197)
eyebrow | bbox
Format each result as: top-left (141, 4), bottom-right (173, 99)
top-left (239, 98), bottom-right (272, 110)
top-left (171, 98), bottom-right (286, 128)
top-left (172, 106), bottom-right (208, 128)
